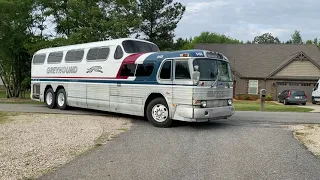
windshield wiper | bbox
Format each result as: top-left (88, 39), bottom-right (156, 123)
top-left (210, 69), bottom-right (220, 88)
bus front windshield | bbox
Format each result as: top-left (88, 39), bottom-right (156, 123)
top-left (193, 59), bottom-right (233, 82)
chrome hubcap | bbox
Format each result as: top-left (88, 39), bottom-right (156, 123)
top-left (152, 104), bottom-right (168, 122)
top-left (58, 93), bottom-right (65, 107)
top-left (46, 92), bottom-right (53, 105)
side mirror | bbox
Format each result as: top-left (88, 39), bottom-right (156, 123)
top-left (194, 65), bottom-right (199, 71)
top-left (192, 71), bottom-right (200, 85)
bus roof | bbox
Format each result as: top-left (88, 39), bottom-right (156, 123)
top-left (143, 49), bottom-right (229, 62)
top-left (34, 38), bottom-right (157, 54)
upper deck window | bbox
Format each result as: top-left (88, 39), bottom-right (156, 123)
top-left (32, 54), bottom-right (46, 64)
top-left (65, 49), bottom-right (84, 62)
top-left (122, 40), bottom-right (159, 53)
top-left (114, 45), bottom-right (124, 59)
top-left (87, 47), bottom-right (110, 61)
top-left (175, 61), bottom-right (190, 79)
top-left (48, 51), bottom-right (63, 64)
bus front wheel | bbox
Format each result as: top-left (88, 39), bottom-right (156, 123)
top-left (146, 97), bottom-right (172, 128)
top-left (45, 88), bottom-right (56, 109)
top-left (56, 88), bottom-right (67, 110)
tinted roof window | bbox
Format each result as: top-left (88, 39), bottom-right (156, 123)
top-left (32, 54), bottom-right (46, 64)
top-left (48, 52), bottom-right (63, 63)
top-left (87, 47), bottom-right (110, 61)
top-left (114, 45), bottom-right (124, 59)
top-left (65, 49), bottom-right (84, 62)
top-left (122, 40), bottom-right (160, 53)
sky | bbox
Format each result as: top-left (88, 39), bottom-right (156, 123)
top-left (174, 0), bottom-right (320, 42)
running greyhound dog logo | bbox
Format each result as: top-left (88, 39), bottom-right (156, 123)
top-left (87, 66), bottom-right (103, 73)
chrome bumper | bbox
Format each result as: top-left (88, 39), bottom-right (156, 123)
top-left (172, 105), bottom-right (235, 122)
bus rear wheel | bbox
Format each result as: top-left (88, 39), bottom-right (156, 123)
top-left (146, 97), bottom-right (172, 128)
top-left (45, 88), bottom-right (56, 109)
top-left (56, 88), bottom-right (67, 110)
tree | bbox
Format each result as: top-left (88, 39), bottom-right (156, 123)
top-left (182, 32), bottom-right (241, 49)
top-left (136, 0), bottom-right (186, 50)
top-left (0, 0), bottom-right (34, 98)
top-left (306, 40), bottom-right (313, 44)
top-left (46, 0), bottom-right (141, 43)
top-left (253, 33), bottom-right (281, 44)
top-left (290, 30), bottom-right (303, 44)
top-left (172, 38), bottom-right (191, 50)
top-left (313, 38), bottom-right (318, 45)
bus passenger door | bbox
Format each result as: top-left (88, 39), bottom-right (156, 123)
top-left (158, 60), bottom-right (173, 116)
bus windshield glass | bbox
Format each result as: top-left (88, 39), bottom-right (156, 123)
top-left (193, 59), bottom-right (232, 82)
top-left (122, 40), bottom-right (160, 53)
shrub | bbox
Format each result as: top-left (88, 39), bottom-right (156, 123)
top-left (235, 94), bottom-right (260, 101)
top-left (244, 95), bottom-right (251, 100)
top-left (265, 94), bottom-right (273, 101)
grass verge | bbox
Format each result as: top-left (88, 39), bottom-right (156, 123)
top-left (0, 112), bottom-right (18, 124)
top-left (0, 90), bottom-right (43, 104)
top-left (290, 124), bottom-right (320, 159)
top-left (234, 100), bottom-right (313, 112)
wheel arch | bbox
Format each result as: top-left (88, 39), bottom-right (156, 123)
top-left (143, 93), bottom-right (171, 117)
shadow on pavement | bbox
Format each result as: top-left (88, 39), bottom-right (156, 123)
top-left (62, 106), bottom-right (234, 129)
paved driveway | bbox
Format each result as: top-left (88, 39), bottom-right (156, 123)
top-left (298, 104), bottom-right (320, 113)
top-left (1, 104), bottom-right (320, 180)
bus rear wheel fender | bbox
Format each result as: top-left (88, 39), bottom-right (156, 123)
top-left (146, 97), bottom-right (173, 128)
top-left (45, 87), bottom-right (56, 109)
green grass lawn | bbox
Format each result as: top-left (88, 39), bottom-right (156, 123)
top-left (0, 90), bottom-right (43, 104)
top-left (234, 100), bottom-right (313, 112)
top-left (0, 90), bottom-right (30, 99)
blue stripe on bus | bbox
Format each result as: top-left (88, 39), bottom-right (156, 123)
top-left (31, 78), bottom-right (195, 86)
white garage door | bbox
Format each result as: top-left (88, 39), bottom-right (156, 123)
top-left (276, 82), bottom-right (316, 101)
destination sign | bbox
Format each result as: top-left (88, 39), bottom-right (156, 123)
top-left (47, 66), bottom-right (78, 74)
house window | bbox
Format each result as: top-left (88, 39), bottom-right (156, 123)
top-left (248, 80), bottom-right (258, 94)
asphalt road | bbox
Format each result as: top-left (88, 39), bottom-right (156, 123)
top-left (1, 104), bottom-right (320, 180)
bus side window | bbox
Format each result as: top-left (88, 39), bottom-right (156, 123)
top-left (160, 61), bottom-right (172, 80)
top-left (135, 63), bottom-right (155, 77)
top-left (114, 45), bottom-right (124, 60)
top-left (120, 64), bottom-right (136, 76)
top-left (175, 61), bottom-right (190, 79)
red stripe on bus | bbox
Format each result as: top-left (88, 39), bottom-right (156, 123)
top-left (116, 53), bottom-right (144, 79)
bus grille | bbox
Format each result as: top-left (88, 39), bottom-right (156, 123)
top-left (206, 100), bottom-right (228, 108)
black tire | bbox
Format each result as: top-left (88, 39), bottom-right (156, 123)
top-left (312, 97), bottom-right (316, 105)
top-left (56, 88), bottom-right (67, 110)
top-left (45, 88), bottom-right (56, 109)
top-left (283, 99), bottom-right (288, 105)
top-left (146, 97), bottom-right (172, 128)
top-left (302, 103), bottom-right (306, 106)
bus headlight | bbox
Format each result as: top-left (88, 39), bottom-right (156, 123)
top-left (228, 99), bottom-right (233, 106)
top-left (200, 101), bottom-right (207, 108)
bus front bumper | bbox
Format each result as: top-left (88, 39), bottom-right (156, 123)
top-left (172, 105), bottom-right (235, 122)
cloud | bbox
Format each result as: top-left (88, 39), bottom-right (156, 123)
top-left (175, 0), bottom-right (320, 42)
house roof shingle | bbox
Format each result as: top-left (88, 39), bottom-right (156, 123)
top-left (195, 44), bottom-right (320, 78)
